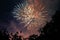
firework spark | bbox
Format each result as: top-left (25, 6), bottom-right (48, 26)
top-left (12, 0), bottom-right (51, 39)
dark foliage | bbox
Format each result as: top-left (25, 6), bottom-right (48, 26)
top-left (0, 11), bottom-right (60, 40)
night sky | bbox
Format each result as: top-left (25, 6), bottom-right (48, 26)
top-left (0, 0), bottom-right (24, 30)
top-left (0, 0), bottom-right (60, 39)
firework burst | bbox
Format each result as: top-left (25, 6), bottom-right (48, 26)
top-left (12, 0), bottom-right (51, 38)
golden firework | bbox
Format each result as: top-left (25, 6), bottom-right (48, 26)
top-left (12, 0), bottom-right (51, 38)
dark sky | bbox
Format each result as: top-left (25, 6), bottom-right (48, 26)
top-left (0, 0), bottom-right (24, 30)
top-left (0, 0), bottom-right (60, 30)
top-left (0, 0), bottom-right (60, 39)
top-left (0, 0), bottom-right (25, 23)
top-left (0, 0), bottom-right (60, 21)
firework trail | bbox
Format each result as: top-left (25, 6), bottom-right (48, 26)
top-left (12, 0), bottom-right (51, 39)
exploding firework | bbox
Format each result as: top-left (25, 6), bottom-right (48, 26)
top-left (12, 0), bottom-right (51, 39)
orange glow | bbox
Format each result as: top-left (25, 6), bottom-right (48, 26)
top-left (12, 0), bottom-right (51, 39)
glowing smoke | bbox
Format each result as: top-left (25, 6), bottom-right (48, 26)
top-left (11, 0), bottom-right (52, 38)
